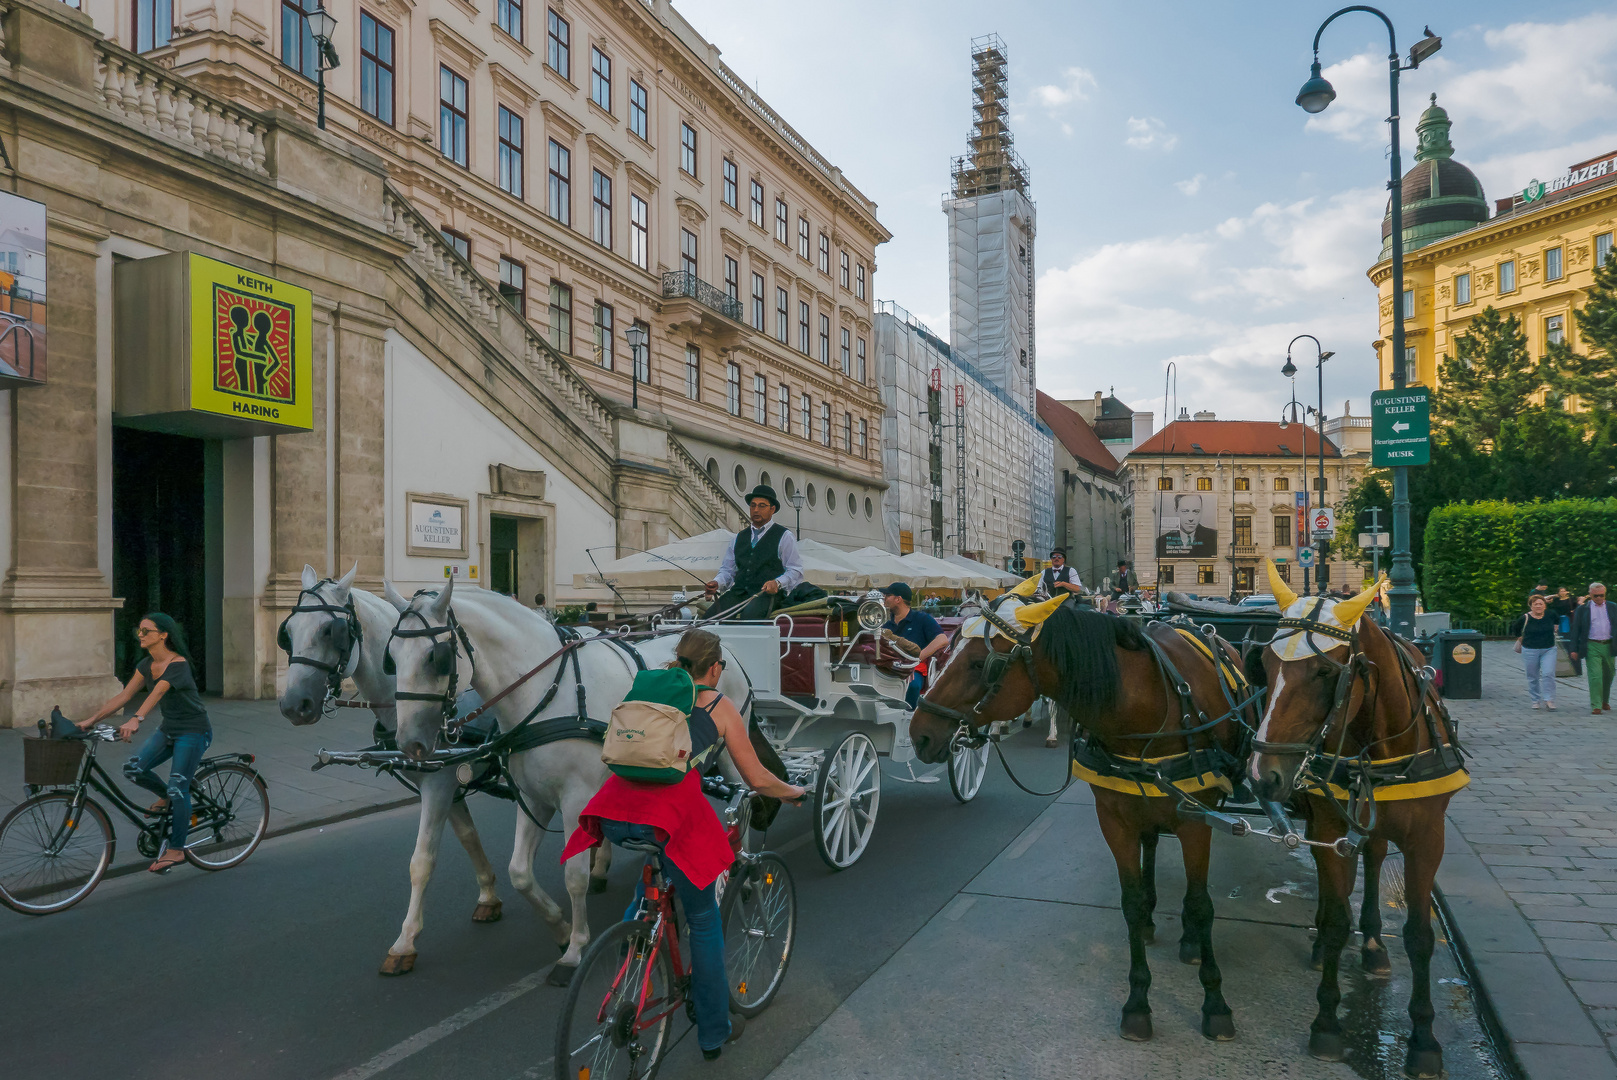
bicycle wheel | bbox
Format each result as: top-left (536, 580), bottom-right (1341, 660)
top-left (720, 854), bottom-right (797, 1017)
top-left (185, 764), bottom-right (269, 870)
top-left (0, 793), bottom-right (114, 915)
top-left (554, 919), bottom-right (674, 1080)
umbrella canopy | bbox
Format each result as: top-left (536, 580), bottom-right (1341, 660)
top-left (572, 528), bottom-right (866, 591)
top-left (945, 553), bottom-right (1021, 586)
top-left (901, 551), bottom-right (993, 589)
top-left (843, 546), bottom-right (944, 588)
top-left (796, 539), bottom-right (879, 589)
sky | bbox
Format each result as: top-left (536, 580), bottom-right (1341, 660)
top-left (673, 0), bottom-right (1617, 426)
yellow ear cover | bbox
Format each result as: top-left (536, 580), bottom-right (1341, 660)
top-left (1332, 579), bottom-right (1381, 629)
top-left (1266, 558), bottom-right (1299, 610)
top-left (1006, 571), bottom-right (1043, 600)
top-left (1014, 593), bottom-right (1069, 628)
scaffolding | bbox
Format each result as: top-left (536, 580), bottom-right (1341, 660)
top-left (950, 34), bottom-right (1029, 199)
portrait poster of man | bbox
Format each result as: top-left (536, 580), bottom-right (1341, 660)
top-left (0, 190), bottom-right (47, 388)
top-left (1154, 491), bottom-right (1218, 558)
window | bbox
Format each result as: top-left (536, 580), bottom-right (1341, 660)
top-left (685, 346), bottom-right (701, 400)
top-left (497, 0), bottom-right (522, 42)
top-left (753, 373), bottom-right (767, 424)
top-left (1234, 476), bottom-right (1251, 491)
top-left (1274, 477), bottom-right (1289, 491)
top-left (855, 262), bottom-right (866, 300)
top-left (1598, 232), bottom-right (1614, 268)
top-left (547, 140), bottom-right (570, 224)
top-left (840, 251), bottom-right (850, 290)
top-left (1274, 562), bottom-right (1290, 583)
top-left (1404, 345), bottom-right (1417, 372)
top-left (1157, 477), bottom-right (1173, 491)
top-left (590, 47), bottom-right (611, 111)
top-left (825, 487), bottom-right (837, 515)
top-left (1544, 246), bottom-right (1563, 282)
top-left (631, 319), bottom-right (650, 382)
top-left (775, 287), bottom-right (789, 343)
top-left (498, 257), bottom-right (526, 316)
top-left (749, 181), bottom-right (764, 228)
top-left (734, 464), bottom-right (747, 492)
top-left (726, 362), bottom-right (741, 416)
top-left (1197, 565), bottom-right (1216, 586)
top-left (679, 229), bottom-right (697, 277)
top-left (722, 159), bottom-right (738, 209)
top-left (840, 327), bottom-right (851, 374)
top-left (800, 393), bottom-right (811, 439)
top-left (1401, 288), bottom-right (1414, 318)
top-left (818, 314), bottom-right (830, 364)
top-left (439, 67), bottom-right (468, 167)
top-left (281, 0), bottom-right (315, 78)
top-left (750, 273), bottom-right (765, 331)
top-left (593, 302), bottom-right (613, 370)
top-left (1312, 476), bottom-right (1329, 492)
top-left (628, 80), bottom-right (648, 141)
top-left (774, 199), bottom-right (789, 244)
top-left (798, 302), bottom-right (810, 354)
top-left (497, 106), bottom-right (524, 199)
top-left (546, 9), bottom-right (569, 80)
top-left (588, 170), bottom-right (612, 248)
top-left (858, 418), bottom-right (868, 458)
top-left (680, 123), bottom-right (697, 177)
top-left (1195, 476), bottom-right (1212, 491)
top-left (805, 483), bottom-right (816, 507)
top-left (723, 256), bottom-right (739, 302)
top-left (1546, 314), bottom-right (1565, 345)
top-left (856, 337), bottom-right (866, 384)
top-left (1455, 272), bottom-right (1471, 305)
top-left (1499, 259), bottom-right (1516, 293)
top-left (843, 412), bottom-right (853, 452)
top-left (359, 12), bottom-right (395, 125)
top-left (547, 281), bottom-right (572, 353)
top-left (1233, 516), bottom-right (1252, 546)
top-left (629, 195), bottom-right (648, 269)
top-left (797, 217), bottom-right (810, 260)
top-left (1159, 565), bottom-right (1175, 585)
top-left (778, 384), bottom-right (790, 433)
top-left (1273, 516), bottom-right (1290, 547)
top-left (820, 402), bottom-right (831, 446)
top-left (137, 0), bottom-right (173, 53)
top-left (441, 228), bottom-right (470, 261)
top-left (818, 233), bottom-right (831, 275)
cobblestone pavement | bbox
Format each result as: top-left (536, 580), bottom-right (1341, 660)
top-left (1442, 640), bottom-right (1617, 1079)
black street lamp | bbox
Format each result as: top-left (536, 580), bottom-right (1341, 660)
top-left (306, 7), bottom-right (340, 131)
top-left (1278, 373), bottom-right (1310, 594)
top-left (1297, 9), bottom-right (1440, 636)
top-left (789, 488), bottom-right (806, 535)
top-left (1215, 448), bottom-right (1237, 602)
top-left (624, 322), bottom-right (647, 409)
top-left (1286, 336), bottom-right (1334, 595)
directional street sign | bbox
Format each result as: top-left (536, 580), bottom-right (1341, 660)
top-left (1297, 546), bottom-right (1316, 568)
top-left (1371, 387), bottom-right (1431, 466)
top-left (1311, 508), bottom-right (1336, 539)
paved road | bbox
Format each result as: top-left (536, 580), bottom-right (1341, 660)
top-left (0, 725), bottom-right (1508, 1080)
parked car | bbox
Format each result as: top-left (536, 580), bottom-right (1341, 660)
top-left (1238, 594), bottom-right (1279, 609)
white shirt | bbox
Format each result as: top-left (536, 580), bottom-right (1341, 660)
top-left (714, 522), bottom-right (804, 592)
top-left (1035, 564), bottom-right (1081, 601)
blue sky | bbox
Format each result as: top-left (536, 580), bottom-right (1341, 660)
top-left (675, 0), bottom-right (1617, 424)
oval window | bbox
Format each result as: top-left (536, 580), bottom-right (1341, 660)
top-left (825, 487), bottom-right (837, 514)
top-left (734, 464), bottom-right (747, 493)
top-left (758, 470), bottom-right (771, 490)
top-left (783, 477), bottom-right (796, 500)
top-left (847, 492), bottom-right (857, 515)
top-left (806, 483), bottom-right (817, 508)
top-left (864, 497), bottom-right (874, 519)
top-left (706, 457), bottom-right (719, 478)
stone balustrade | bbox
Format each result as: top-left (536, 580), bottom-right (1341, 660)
top-left (92, 40), bottom-right (268, 176)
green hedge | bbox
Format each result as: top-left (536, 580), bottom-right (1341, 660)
top-left (1423, 498), bottom-right (1617, 620)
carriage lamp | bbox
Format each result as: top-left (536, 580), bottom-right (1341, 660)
top-left (624, 322), bottom-right (648, 409)
top-left (305, 7), bottom-right (340, 131)
top-left (856, 597), bottom-right (887, 632)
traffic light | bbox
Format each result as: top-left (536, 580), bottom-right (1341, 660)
top-left (1011, 539), bottom-right (1026, 555)
top-left (1012, 557), bottom-right (1027, 574)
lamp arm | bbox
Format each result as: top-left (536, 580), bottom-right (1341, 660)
top-left (1312, 5), bottom-right (1396, 58)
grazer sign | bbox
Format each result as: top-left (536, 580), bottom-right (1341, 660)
top-left (1371, 387), bottom-right (1431, 467)
top-left (189, 254), bottom-right (313, 429)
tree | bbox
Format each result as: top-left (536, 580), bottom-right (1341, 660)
top-left (1546, 250), bottom-right (1617, 412)
top-left (1432, 307), bottom-right (1548, 446)
top-left (1335, 473), bottom-right (1392, 575)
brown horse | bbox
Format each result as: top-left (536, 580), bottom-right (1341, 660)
top-left (1244, 562), bottom-right (1468, 1079)
top-left (910, 594), bottom-right (1260, 1042)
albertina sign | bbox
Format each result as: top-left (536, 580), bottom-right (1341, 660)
top-left (1371, 388), bottom-right (1430, 467)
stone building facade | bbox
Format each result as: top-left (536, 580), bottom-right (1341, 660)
top-left (1035, 392), bottom-right (1124, 587)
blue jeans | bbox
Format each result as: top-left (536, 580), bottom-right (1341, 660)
top-left (125, 728), bottom-right (211, 849)
top-left (905, 672), bottom-right (926, 709)
top-left (1522, 647), bottom-right (1557, 704)
top-left (597, 819), bottom-right (730, 1052)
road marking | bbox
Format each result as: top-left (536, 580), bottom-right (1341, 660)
top-left (775, 831), bottom-right (814, 855)
top-left (944, 896), bottom-right (977, 921)
top-left (1006, 815), bottom-right (1056, 860)
top-left (497, 1057), bottom-right (555, 1080)
top-left (328, 968), bottom-right (556, 1080)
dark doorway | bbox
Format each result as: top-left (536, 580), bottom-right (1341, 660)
top-left (112, 428), bottom-right (213, 688)
top-left (489, 514), bottom-right (520, 597)
top-left (1234, 566), bottom-right (1254, 595)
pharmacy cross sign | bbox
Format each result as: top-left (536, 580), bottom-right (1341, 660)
top-left (1371, 387), bottom-right (1431, 467)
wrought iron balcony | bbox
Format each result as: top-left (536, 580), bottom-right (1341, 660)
top-left (662, 271), bottom-right (743, 322)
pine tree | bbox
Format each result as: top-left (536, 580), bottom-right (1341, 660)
top-left (1548, 250), bottom-right (1617, 412)
top-left (1433, 307), bottom-right (1548, 446)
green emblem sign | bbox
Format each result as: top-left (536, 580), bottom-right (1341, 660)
top-left (1371, 387), bottom-right (1431, 466)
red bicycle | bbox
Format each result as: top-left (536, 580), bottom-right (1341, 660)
top-left (553, 777), bottom-right (797, 1080)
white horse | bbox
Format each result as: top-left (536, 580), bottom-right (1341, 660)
top-left (383, 577), bottom-right (756, 984)
top-left (277, 565), bottom-right (508, 971)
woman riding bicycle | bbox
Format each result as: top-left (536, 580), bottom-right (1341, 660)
top-left (560, 629), bottom-right (805, 1060)
top-left (76, 613), bottom-right (210, 873)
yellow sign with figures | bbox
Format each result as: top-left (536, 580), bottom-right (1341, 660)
top-left (188, 253), bottom-right (313, 430)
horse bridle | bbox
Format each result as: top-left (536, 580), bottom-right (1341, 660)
top-left (277, 582), bottom-right (363, 703)
top-left (915, 596), bottom-right (1044, 728)
top-left (384, 593), bottom-right (476, 728)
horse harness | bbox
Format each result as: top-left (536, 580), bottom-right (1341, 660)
top-left (277, 582), bottom-right (364, 706)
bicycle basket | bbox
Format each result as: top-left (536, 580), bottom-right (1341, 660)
top-left (23, 737), bottom-right (84, 786)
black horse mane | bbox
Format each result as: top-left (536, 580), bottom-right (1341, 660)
top-left (1033, 605), bottom-right (1146, 725)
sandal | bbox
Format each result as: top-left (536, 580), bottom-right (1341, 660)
top-left (148, 799), bottom-right (171, 814)
top-left (148, 849), bottom-right (186, 874)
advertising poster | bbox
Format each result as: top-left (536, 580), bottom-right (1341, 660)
top-left (188, 252), bottom-right (313, 430)
top-left (0, 190), bottom-right (47, 387)
top-left (1153, 491), bottom-right (1218, 558)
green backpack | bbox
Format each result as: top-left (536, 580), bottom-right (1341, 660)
top-left (602, 668), bottom-right (715, 784)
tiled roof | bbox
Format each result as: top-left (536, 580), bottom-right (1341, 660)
top-left (1129, 420), bottom-right (1341, 459)
top-left (1036, 392), bottom-right (1120, 477)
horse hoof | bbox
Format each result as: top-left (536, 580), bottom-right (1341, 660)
top-left (472, 901), bottom-right (503, 923)
top-left (1202, 1012), bottom-right (1236, 1041)
top-left (1179, 939), bottom-right (1202, 965)
top-left (1309, 1030), bottom-right (1346, 1061)
top-left (590, 876), bottom-right (609, 895)
top-left (1404, 1046), bottom-right (1443, 1079)
top-left (1119, 1012), bottom-right (1153, 1042)
top-left (379, 953), bottom-right (416, 976)
top-left (1362, 942), bottom-right (1392, 978)
top-left (1044, 738), bottom-right (1058, 748)
top-left (547, 962), bottom-right (576, 988)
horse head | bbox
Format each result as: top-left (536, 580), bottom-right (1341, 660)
top-left (383, 577), bottom-right (472, 762)
top-left (277, 563), bottom-right (359, 725)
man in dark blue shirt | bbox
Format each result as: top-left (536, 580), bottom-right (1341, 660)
top-left (881, 582), bottom-right (950, 708)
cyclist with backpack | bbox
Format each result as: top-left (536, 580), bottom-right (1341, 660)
top-left (561, 629), bottom-right (805, 1060)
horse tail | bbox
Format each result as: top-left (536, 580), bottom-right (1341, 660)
top-left (1037, 605), bottom-right (1144, 726)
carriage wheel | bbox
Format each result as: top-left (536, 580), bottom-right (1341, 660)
top-left (948, 737), bottom-right (991, 803)
top-left (813, 732), bottom-right (880, 870)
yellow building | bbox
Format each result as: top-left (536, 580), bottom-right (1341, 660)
top-left (1370, 96), bottom-right (1617, 392)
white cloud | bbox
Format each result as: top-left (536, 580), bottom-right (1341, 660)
top-left (1125, 116), bottom-right (1178, 151)
top-left (1030, 66), bottom-right (1097, 112)
top-left (1175, 173), bottom-right (1206, 196)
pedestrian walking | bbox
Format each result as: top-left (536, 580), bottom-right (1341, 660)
top-left (1550, 586), bottom-right (1577, 634)
top-left (1510, 595), bottom-right (1558, 710)
top-left (1568, 582), bottom-right (1614, 714)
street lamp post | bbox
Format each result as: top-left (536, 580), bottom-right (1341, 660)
top-left (305, 8), bottom-right (340, 132)
top-left (789, 488), bottom-right (806, 536)
top-left (1285, 336), bottom-right (1334, 595)
top-left (1297, 9), bottom-right (1441, 634)
top-left (1279, 374), bottom-right (1308, 594)
top-left (1215, 449), bottom-right (1236, 602)
top-left (624, 322), bottom-right (647, 409)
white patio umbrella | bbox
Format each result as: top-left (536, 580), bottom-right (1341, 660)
top-left (945, 553), bottom-right (1021, 586)
top-left (573, 528), bottom-right (865, 591)
top-left (900, 551), bottom-right (992, 589)
top-left (843, 546), bottom-right (939, 588)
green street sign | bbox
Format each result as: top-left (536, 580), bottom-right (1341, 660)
top-left (1371, 387), bottom-right (1431, 467)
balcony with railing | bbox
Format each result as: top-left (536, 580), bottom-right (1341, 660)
top-left (662, 272), bottom-right (743, 321)
top-left (661, 271), bottom-right (745, 349)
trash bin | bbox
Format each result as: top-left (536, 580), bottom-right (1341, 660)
top-left (1437, 629), bottom-right (1484, 699)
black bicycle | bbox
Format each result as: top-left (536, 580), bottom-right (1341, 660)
top-left (0, 724), bottom-right (269, 915)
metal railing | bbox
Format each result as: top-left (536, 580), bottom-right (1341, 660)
top-left (662, 271), bottom-right (743, 322)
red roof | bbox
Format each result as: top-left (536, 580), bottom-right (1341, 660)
top-left (1036, 392), bottom-right (1120, 477)
top-left (1130, 420), bottom-right (1341, 459)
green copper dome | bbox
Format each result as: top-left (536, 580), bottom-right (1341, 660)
top-left (1380, 95), bottom-right (1489, 260)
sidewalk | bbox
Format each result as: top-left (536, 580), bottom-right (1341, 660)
top-left (1438, 640), bottom-right (1617, 1079)
top-left (0, 700), bottom-right (412, 876)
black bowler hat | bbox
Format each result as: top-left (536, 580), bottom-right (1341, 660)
top-left (744, 484), bottom-right (780, 510)
top-left (882, 582), bottom-right (913, 602)
top-left (1117, 559), bottom-right (1130, 568)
